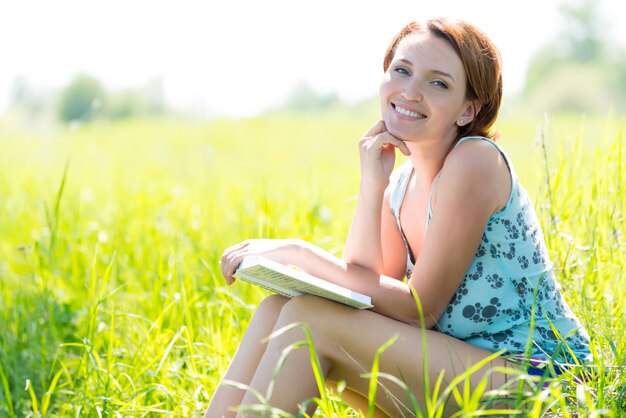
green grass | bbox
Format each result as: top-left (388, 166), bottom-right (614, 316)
top-left (0, 111), bottom-right (624, 416)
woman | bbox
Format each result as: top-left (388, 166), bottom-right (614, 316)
top-left (206, 18), bottom-right (591, 417)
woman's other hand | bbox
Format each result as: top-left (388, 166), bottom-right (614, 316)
top-left (220, 238), bottom-right (302, 285)
top-left (358, 120), bottom-right (411, 191)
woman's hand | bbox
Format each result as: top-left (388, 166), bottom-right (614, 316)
top-left (358, 120), bottom-right (411, 191)
top-left (219, 238), bottom-right (301, 285)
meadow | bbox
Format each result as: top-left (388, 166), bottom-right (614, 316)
top-left (0, 109), bottom-right (624, 417)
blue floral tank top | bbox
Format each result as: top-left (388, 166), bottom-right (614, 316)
top-left (389, 136), bottom-right (591, 363)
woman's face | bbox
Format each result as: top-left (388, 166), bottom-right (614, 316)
top-left (379, 31), bottom-right (474, 145)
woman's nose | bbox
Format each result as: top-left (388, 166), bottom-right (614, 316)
top-left (402, 78), bottom-right (423, 102)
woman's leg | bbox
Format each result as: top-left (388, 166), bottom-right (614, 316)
top-left (239, 295), bottom-right (517, 417)
top-left (205, 294), bottom-right (289, 418)
top-left (327, 384), bottom-right (388, 418)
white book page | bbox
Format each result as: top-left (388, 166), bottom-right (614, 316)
top-left (234, 256), bottom-right (373, 309)
top-left (234, 269), bottom-right (303, 298)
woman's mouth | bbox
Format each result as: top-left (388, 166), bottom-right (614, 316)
top-left (393, 103), bottom-right (426, 120)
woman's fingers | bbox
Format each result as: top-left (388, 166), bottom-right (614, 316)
top-left (363, 119), bottom-right (387, 137)
top-left (360, 121), bottom-right (410, 157)
top-left (219, 254), bottom-right (236, 285)
top-left (223, 247), bottom-right (252, 280)
top-left (361, 132), bottom-right (411, 157)
top-left (379, 133), bottom-right (411, 156)
top-left (358, 124), bottom-right (411, 189)
top-left (220, 241), bottom-right (251, 284)
top-left (219, 239), bottom-right (292, 285)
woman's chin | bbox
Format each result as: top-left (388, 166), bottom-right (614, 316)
top-left (382, 115), bottom-right (419, 142)
top-left (385, 125), bottom-right (414, 142)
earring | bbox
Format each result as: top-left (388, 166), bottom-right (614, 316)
top-left (459, 119), bottom-right (464, 126)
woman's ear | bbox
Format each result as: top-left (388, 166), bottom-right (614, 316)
top-left (457, 100), bottom-right (482, 127)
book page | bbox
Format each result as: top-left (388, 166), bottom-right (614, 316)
top-left (291, 282), bottom-right (371, 309)
top-left (235, 268), bottom-right (303, 298)
top-left (234, 258), bottom-right (373, 309)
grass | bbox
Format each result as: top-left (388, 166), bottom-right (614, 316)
top-left (0, 110), bottom-right (624, 416)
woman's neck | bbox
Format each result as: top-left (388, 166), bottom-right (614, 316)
top-left (405, 140), bottom-right (451, 185)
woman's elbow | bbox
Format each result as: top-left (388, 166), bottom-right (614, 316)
top-left (404, 316), bottom-right (436, 329)
top-left (403, 304), bottom-right (438, 329)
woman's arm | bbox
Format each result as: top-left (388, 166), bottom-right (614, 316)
top-left (405, 140), bottom-right (511, 326)
top-left (342, 181), bottom-right (386, 273)
top-left (342, 121), bottom-right (410, 275)
top-left (220, 236), bottom-right (417, 323)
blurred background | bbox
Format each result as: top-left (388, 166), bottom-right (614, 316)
top-left (1, 0), bottom-right (625, 128)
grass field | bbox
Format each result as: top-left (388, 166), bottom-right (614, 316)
top-left (0, 111), bottom-right (624, 416)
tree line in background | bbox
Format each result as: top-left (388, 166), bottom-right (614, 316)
top-left (10, 75), bottom-right (168, 123)
top-left (5, 0), bottom-right (626, 125)
top-left (520, 0), bottom-right (626, 114)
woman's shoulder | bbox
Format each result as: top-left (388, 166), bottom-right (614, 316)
top-left (435, 137), bottom-right (512, 213)
top-left (442, 137), bottom-right (505, 179)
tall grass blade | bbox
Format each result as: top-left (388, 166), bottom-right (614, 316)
top-left (24, 379), bottom-right (39, 416)
top-left (41, 369), bottom-right (63, 416)
top-left (365, 334), bottom-right (398, 418)
top-left (44, 159), bottom-right (70, 262)
top-left (0, 361), bottom-right (15, 418)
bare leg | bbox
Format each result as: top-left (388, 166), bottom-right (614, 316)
top-left (239, 295), bottom-right (520, 417)
top-left (328, 383), bottom-right (388, 418)
top-left (205, 295), bottom-right (289, 418)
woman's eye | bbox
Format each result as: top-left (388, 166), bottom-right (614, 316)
top-left (432, 80), bottom-right (448, 89)
top-left (394, 66), bottom-right (410, 75)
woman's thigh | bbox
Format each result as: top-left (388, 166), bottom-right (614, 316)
top-left (280, 295), bottom-right (515, 416)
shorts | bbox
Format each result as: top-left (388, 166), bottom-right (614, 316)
top-left (505, 355), bottom-right (569, 388)
top-left (525, 357), bottom-right (567, 378)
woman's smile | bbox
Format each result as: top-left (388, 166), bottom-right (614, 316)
top-left (392, 102), bottom-right (427, 120)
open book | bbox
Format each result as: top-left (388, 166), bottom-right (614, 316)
top-left (234, 256), bottom-right (373, 309)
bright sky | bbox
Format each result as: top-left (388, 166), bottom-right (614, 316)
top-left (0, 0), bottom-right (622, 118)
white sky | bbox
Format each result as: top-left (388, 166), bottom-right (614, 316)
top-left (0, 0), bottom-right (623, 118)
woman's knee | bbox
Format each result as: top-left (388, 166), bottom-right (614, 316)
top-left (279, 295), bottom-right (335, 323)
top-left (251, 294), bottom-right (290, 324)
top-left (269, 295), bottom-right (340, 357)
top-left (276, 295), bottom-right (350, 344)
top-left (257, 294), bottom-right (290, 312)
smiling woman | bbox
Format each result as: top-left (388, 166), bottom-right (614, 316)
top-left (206, 18), bottom-right (591, 417)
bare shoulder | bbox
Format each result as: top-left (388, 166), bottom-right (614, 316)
top-left (435, 139), bottom-right (511, 212)
top-left (444, 139), bottom-right (506, 178)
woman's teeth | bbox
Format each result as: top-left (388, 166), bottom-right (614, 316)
top-left (395, 105), bottom-right (425, 119)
